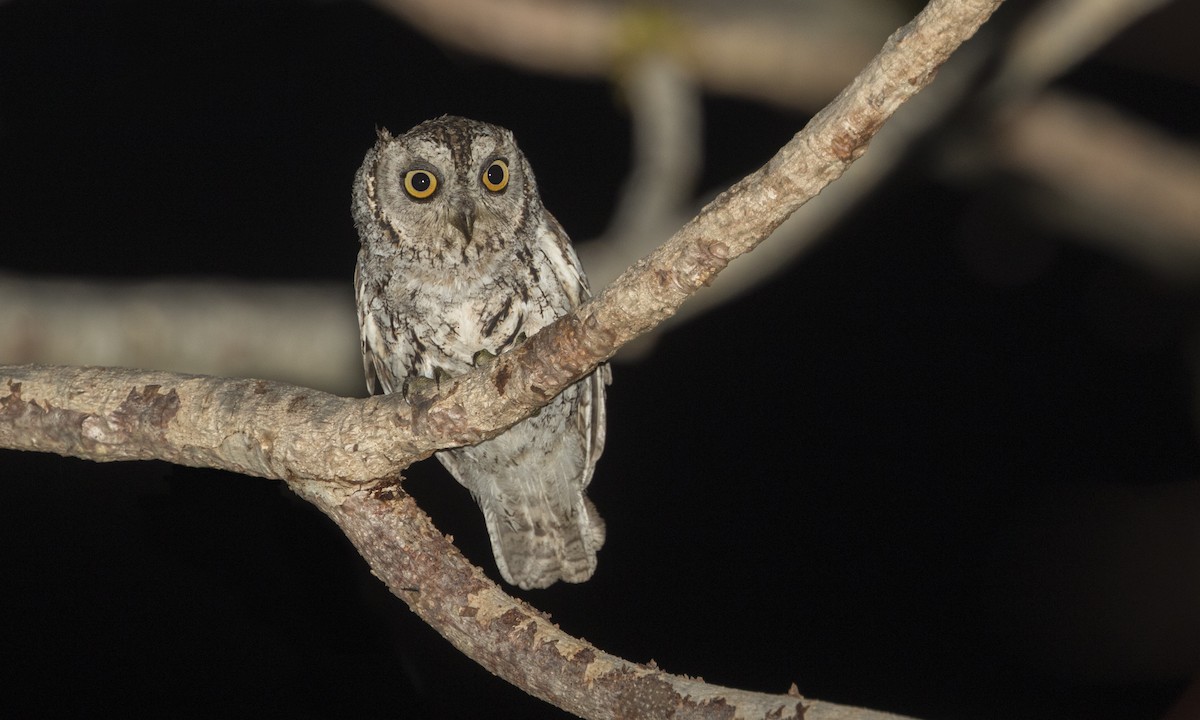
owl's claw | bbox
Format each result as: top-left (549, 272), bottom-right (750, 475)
top-left (472, 348), bottom-right (498, 367)
top-left (402, 374), bottom-right (445, 406)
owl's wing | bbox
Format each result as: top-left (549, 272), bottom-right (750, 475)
top-left (353, 262), bottom-right (381, 395)
top-left (355, 260), bottom-right (411, 396)
top-left (579, 364), bottom-right (610, 488)
top-left (539, 211), bottom-right (592, 303)
top-left (539, 211), bottom-right (611, 486)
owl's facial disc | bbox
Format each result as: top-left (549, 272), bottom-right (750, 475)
top-left (448, 193), bottom-right (476, 240)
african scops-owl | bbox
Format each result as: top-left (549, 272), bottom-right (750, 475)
top-left (352, 116), bottom-right (610, 590)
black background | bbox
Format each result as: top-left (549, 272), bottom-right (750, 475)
top-left (2, 1), bottom-right (1199, 718)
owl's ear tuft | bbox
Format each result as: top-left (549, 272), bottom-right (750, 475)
top-left (375, 126), bottom-right (393, 142)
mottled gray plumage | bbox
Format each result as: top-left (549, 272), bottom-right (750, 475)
top-left (352, 116), bottom-right (609, 589)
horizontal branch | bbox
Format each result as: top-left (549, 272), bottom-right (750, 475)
top-left (369, 0), bottom-right (905, 109)
top-left (0, 275), bottom-right (363, 395)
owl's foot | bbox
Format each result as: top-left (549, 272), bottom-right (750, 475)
top-left (472, 348), bottom-right (497, 367)
top-left (402, 375), bottom-right (438, 406)
top-left (402, 367), bottom-right (455, 406)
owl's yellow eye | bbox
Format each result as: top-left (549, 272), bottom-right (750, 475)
top-left (482, 159), bottom-right (509, 192)
top-left (404, 169), bottom-right (438, 199)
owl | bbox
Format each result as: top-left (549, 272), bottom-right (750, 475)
top-left (352, 116), bottom-right (610, 590)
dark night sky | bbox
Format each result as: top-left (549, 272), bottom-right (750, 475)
top-left (2, 1), bottom-right (1199, 719)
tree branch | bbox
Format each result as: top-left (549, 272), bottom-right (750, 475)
top-left (318, 487), bottom-right (922, 720)
top-left (993, 91), bottom-right (1200, 280)
top-left (1, 0), bottom-right (1003, 717)
top-left (989, 0), bottom-right (1172, 102)
top-left (0, 275), bottom-right (363, 395)
top-left (366, 0), bottom-right (905, 110)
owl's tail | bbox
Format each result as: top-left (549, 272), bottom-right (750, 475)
top-left (483, 495), bottom-right (605, 590)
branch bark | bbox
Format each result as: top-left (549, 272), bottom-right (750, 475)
top-left (1, 1), bottom-right (1003, 717)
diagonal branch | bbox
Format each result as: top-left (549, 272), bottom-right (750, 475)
top-left (1, 0), bottom-right (1001, 490)
top-left (0, 1), bottom-right (1003, 717)
top-left (318, 486), bottom-right (921, 720)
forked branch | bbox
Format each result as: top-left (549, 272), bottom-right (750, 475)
top-left (0, 1), bottom-right (1003, 717)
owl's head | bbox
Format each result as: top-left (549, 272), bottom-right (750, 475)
top-left (352, 116), bottom-right (545, 268)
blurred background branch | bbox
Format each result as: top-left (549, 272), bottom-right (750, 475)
top-left (992, 91), bottom-right (1200, 280)
top-left (4, 0), bottom-right (1195, 380)
top-left (0, 275), bottom-right (362, 394)
top-left (364, 0), bottom-right (905, 110)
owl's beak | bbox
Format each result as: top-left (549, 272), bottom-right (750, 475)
top-left (449, 197), bottom-right (476, 240)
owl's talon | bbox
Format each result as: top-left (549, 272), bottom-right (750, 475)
top-left (472, 348), bottom-right (498, 367)
top-left (402, 375), bottom-right (439, 405)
